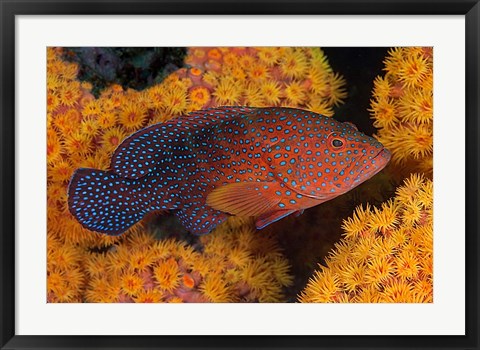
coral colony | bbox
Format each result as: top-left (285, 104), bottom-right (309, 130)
top-left (369, 47), bottom-right (433, 176)
top-left (298, 174), bottom-right (433, 303)
top-left (47, 47), bottom-right (433, 303)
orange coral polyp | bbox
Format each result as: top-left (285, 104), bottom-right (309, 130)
top-left (182, 274), bottom-right (195, 289)
top-left (207, 48), bottom-right (222, 60)
top-left (189, 67), bottom-right (203, 77)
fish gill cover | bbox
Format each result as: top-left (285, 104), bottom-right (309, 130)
top-left (47, 47), bottom-right (432, 303)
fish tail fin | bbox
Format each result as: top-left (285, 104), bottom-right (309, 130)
top-left (67, 168), bottom-right (148, 235)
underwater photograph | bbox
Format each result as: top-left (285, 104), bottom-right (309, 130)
top-left (46, 46), bottom-right (433, 303)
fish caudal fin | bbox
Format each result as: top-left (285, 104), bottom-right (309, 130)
top-left (68, 168), bottom-right (148, 235)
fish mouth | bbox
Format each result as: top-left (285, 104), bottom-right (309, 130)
top-left (373, 147), bottom-right (391, 164)
top-left (358, 147), bottom-right (391, 180)
top-left (348, 147), bottom-right (391, 184)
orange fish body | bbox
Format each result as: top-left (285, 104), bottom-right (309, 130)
top-left (68, 107), bottom-right (391, 235)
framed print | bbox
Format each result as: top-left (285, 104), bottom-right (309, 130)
top-left (1, 0), bottom-right (479, 349)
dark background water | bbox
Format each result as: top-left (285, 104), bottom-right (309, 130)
top-left (323, 47), bottom-right (389, 136)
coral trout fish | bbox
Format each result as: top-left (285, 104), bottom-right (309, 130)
top-left (68, 107), bottom-right (391, 235)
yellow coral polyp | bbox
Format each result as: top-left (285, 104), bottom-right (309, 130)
top-left (62, 131), bottom-right (93, 156)
top-left (259, 80), bottom-right (282, 105)
top-left (85, 277), bottom-right (120, 303)
top-left (350, 236), bottom-right (375, 262)
top-left (247, 63), bottom-right (271, 81)
top-left (49, 244), bottom-right (82, 270)
top-left (200, 274), bottom-right (235, 303)
top-left (400, 199), bottom-right (423, 226)
top-left (153, 258), bottom-right (181, 292)
top-left (257, 47), bottom-right (281, 67)
top-left (97, 111), bottom-right (118, 128)
top-left (369, 98), bottom-right (399, 129)
top-left (394, 250), bottom-right (419, 280)
top-left (80, 117), bottom-right (101, 137)
top-left (341, 203), bottom-right (371, 239)
top-left (129, 249), bottom-right (155, 272)
top-left (84, 253), bottom-right (110, 278)
top-left (365, 256), bottom-right (394, 288)
top-left (284, 81), bottom-right (307, 106)
top-left (366, 200), bottom-right (399, 235)
top-left (298, 269), bottom-right (339, 303)
top-left (306, 98), bottom-right (334, 117)
top-left (118, 101), bottom-right (148, 130)
top-left (57, 83), bottom-right (82, 107)
top-left (162, 85), bottom-right (189, 115)
top-left (47, 129), bottom-right (63, 165)
top-left (242, 83), bottom-right (264, 107)
top-left (398, 89), bottom-right (432, 125)
top-left (133, 290), bottom-right (163, 303)
top-left (398, 54), bottom-right (431, 89)
top-left (324, 73), bottom-right (347, 106)
top-left (82, 100), bottom-right (102, 117)
top-left (48, 159), bottom-right (74, 183)
top-left (338, 261), bottom-right (366, 293)
top-left (100, 126), bottom-right (128, 153)
top-left (120, 271), bottom-right (144, 297)
top-left (380, 279), bottom-right (414, 303)
top-left (279, 48), bottom-right (308, 80)
top-left (372, 76), bottom-right (391, 98)
top-left (212, 77), bottom-right (241, 105)
top-left (188, 86), bottom-right (211, 109)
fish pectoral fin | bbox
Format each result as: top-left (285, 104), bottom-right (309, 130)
top-left (293, 209), bottom-right (305, 217)
top-left (206, 181), bottom-right (281, 217)
top-left (255, 210), bottom-right (296, 229)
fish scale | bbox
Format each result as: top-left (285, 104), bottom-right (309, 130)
top-left (68, 106), bottom-right (391, 236)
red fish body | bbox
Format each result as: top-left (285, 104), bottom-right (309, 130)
top-left (68, 107), bottom-right (391, 235)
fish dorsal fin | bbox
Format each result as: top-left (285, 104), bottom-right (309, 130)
top-left (343, 121), bottom-right (358, 131)
top-left (206, 181), bottom-right (281, 217)
top-left (263, 136), bottom-right (329, 199)
top-left (111, 107), bottom-right (255, 179)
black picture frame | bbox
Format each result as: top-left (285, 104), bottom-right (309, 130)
top-left (1, 0), bottom-right (479, 349)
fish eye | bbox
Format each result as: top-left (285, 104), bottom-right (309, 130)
top-left (331, 138), bottom-right (344, 148)
top-left (326, 133), bottom-right (346, 151)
